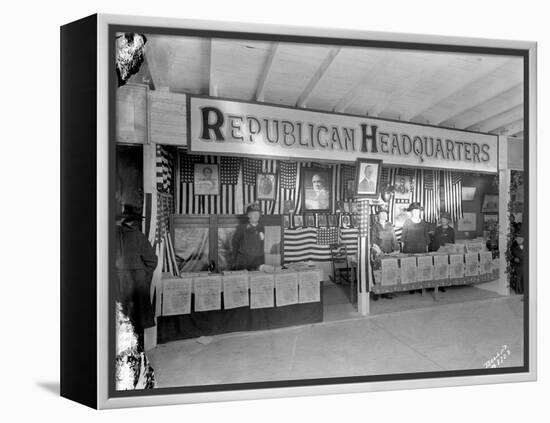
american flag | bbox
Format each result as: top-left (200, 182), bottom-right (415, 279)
top-left (156, 145), bottom-right (174, 193)
top-left (443, 170), bottom-right (463, 222)
top-left (423, 169), bottom-right (441, 223)
top-left (317, 227), bottom-right (339, 245)
top-left (279, 161), bottom-right (298, 189)
top-left (177, 151), bottom-right (244, 215)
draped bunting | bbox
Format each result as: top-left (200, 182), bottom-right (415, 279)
top-left (443, 170), bottom-right (463, 222)
top-left (423, 169), bottom-right (441, 223)
top-left (156, 145), bottom-right (174, 194)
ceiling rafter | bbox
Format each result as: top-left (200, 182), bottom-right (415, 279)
top-left (255, 43), bottom-right (279, 102)
top-left (296, 47), bottom-right (340, 108)
top-left (468, 104), bottom-right (523, 133)
top-left (332, 57), bottom-right (390, 113)
top-left (438, 82), bottom-right (523, 128)
top-left (404, 58), bottom-right (511, 122)
top-left (492, 119), bottom-right (524, 135)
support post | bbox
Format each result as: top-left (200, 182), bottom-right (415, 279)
top-left (357, 201), bottom-right (371, 315)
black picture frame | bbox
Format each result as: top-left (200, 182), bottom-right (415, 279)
top-left (256, 172), bottom-right (277, 201)
top-left (301, 166), bottom-right (333, 212)
top-left (354, 159), bottom-right (383, 198)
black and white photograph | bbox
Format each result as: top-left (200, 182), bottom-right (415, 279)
top-left (256, 173), bottom-right (277, 200)
top-left (107, 26), bottom-right (532, 399)
top-left (193, 163), bottom-right (219, 195)
top-left (355, 159), bottom-right (382, 198)
top-left (302, 166), bottom-right (332, 212)
top-left (56, 10), bottom-right (537, 411)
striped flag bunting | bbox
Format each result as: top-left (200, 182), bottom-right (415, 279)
top-left (156, 145), bottom-right (174, 193)
top-left (340, 228), bottom-right (358, 256)
top-left (423, 169), bottom-right (441, 223)
top-left (178, 152), bottom-right (244, 215)
top-left (443, 170), bottom-right (463, 222)
top-left (283, 228), bottom-right (331, 262)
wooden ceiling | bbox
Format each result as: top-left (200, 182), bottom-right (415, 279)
top-left (135, 34), bottom-right (524, 137)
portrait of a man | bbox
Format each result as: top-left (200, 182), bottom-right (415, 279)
top-left (394, 174), bottom-right (412, 200)
top-left (194, 163), bottom-right (219, 195)
top-left (302, 168), bottom-right (332, 211)
top-left (355, 159), bottom-right (382, 197)
top-left (256, 173), bottom-right (277, 200)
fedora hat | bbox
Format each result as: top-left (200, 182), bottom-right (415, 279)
top-left (117, 204), bottom-right (145, 221)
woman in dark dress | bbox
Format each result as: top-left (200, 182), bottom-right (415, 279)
top-left (232, 203), bottom-right (266, 270)
top-left (401, 202), bottom-right (430, 253)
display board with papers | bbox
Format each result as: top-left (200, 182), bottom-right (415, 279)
top-left (222, 271), bottom-right (249, 309)
top-left (275, 271), bottom-right (299, 306)
top-left (249, 272), bottom-right (275, 309)
top-left (162, 276), bottom-right (193, 316)
top-left (194, 275), bottom-right (222, 312)
top-left (298, 269), bottom-right (321, 303)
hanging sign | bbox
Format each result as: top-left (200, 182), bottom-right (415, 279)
top-left (188, 96), bottom-right (499, 172)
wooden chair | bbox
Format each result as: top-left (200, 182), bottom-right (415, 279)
top-left (329, 243), bottom-right (351, 285)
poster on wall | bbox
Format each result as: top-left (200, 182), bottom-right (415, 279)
top-left (481, 194), bottom-right (499, 212)
top-left (458, 212), bottom-right (477, 231)
top-left (302, 167), bottom-right (332, 212)
top-left (394, 174), bottom-right (413, 201)
top-left (194, 163), bottom-right (219, 195)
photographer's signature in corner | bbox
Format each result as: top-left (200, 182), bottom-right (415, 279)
top-left (484, 345), bottom-right (511, 368)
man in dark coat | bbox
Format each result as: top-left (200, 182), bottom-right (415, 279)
top-left (232, 203), bottom-right (266, 270)
top-left (115, 205), bottom-right (158, 349)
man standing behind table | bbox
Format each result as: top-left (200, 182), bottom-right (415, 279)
top-left (432, 212), bottom-right (456, 250)
top-left (305, 174), bottom-right (329, 209)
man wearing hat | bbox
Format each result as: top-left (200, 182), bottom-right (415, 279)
top-left (232, 203), bottom-right (266, 270)
top-left (432, 212), bottom-right (456, 250)
top-left (115, 204), bottom-right (158, 350)
top-left (401, 202), bottom-right (430, 254)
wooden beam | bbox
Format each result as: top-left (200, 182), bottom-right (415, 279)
top-left (208, 39), bottom-right (218, 96)
top-left (404, 57), bottom-right (510, 122)
top-left (256, 43), bottom-right (278, 102)
top-left (333, 57), bottom-right (390, 113)
top-left (491, 119), bottom-right (524, 135)
top-left (467, 104), bottom-right (523, 133)
top-left (296, 47), bottom-right (340, 108)
top-left (439, 82), bottom-right (523, 128)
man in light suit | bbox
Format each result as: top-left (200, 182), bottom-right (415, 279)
top-left (358, 165), bottom-right (376, 193)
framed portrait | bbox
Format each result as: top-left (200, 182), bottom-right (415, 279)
top-left (355, 159), bottom-right (382, 198)
top-left (393, 174), bottom-right (412, 201)
top-left (256, 173), bottom-right (277, 200)
top-left (341, 214), bottom-right (351, 229)
top-left (457, 212), bottom-right (477, 231)
top-left (194, 163), bottom-right (219, 195)
top-left (350, 214), bottom-right (360, 228)
top-left (481, 194), bottom-right (499, 212)
top-left (327, 214), bottom-right (338, 227)
top-left (304, 213), bottom-right (316, 228)
top-left (293, 214), bottom-right (304, 228)
top-left (484, 213), bottom-right (499, 225)
top-left (345, 179), bottom-right (356, 200)
top-left (282, 199), bottom-right (295, 214)
top-left (302, 166), bottom-right (332, 212)
top-left (317, 213), bottom-right (328, 227)
top-left (462, 186), bottom-right (477, 201)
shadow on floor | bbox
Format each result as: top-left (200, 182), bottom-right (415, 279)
top-left (36, 381), bottom-right (60, 396)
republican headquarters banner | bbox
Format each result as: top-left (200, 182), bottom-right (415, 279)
top-left (187, 96), bottom-right (499, 173)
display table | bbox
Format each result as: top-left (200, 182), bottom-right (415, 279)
top-left (157, 268), bottom-right (323, 343)
top-left (370, 251), bottom-right (499, 297)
